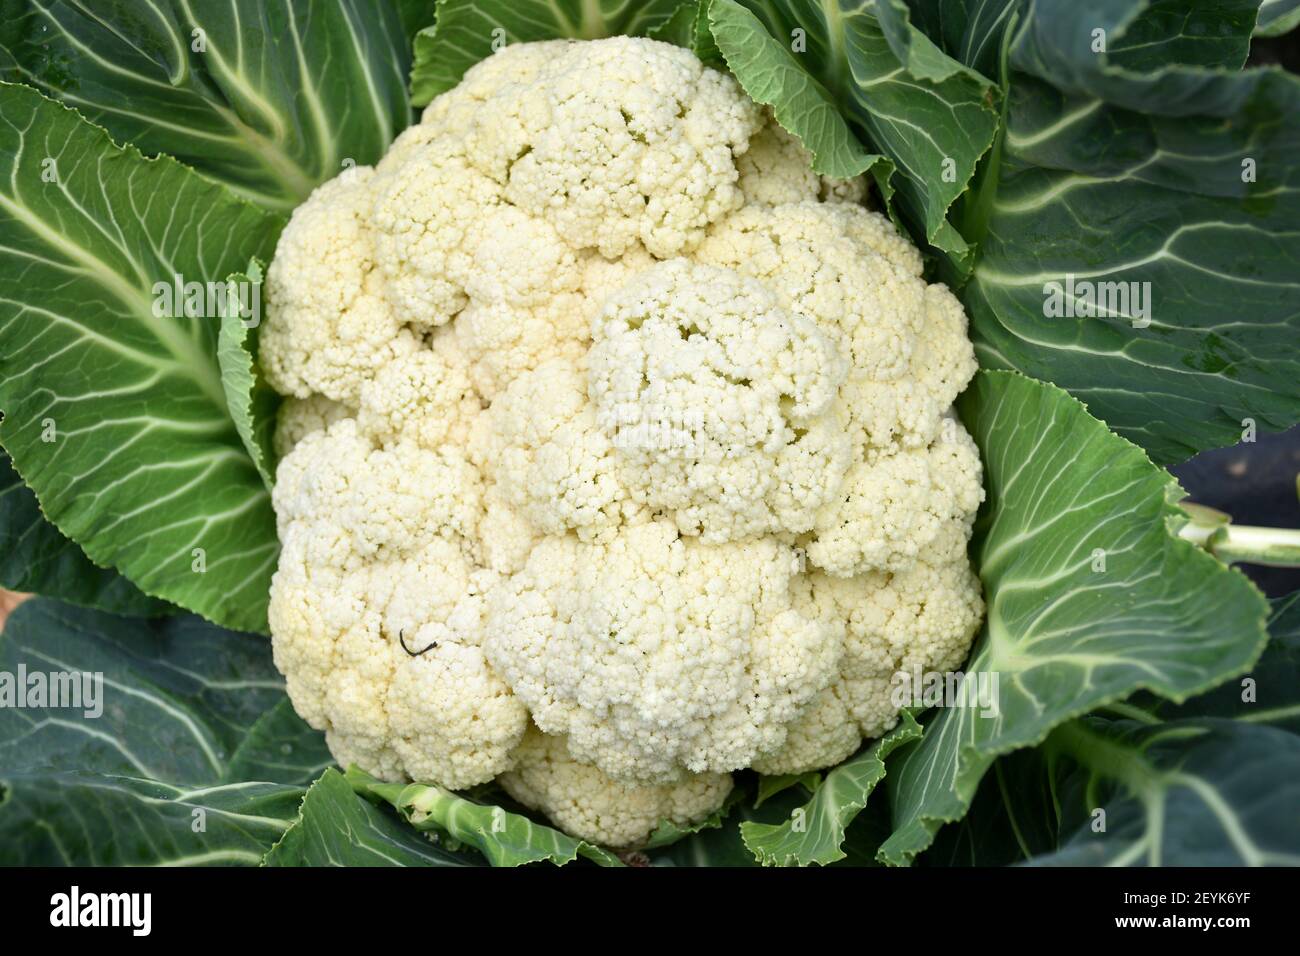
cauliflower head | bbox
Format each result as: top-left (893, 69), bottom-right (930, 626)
top-left (262, 36), bottom-right (984, 848)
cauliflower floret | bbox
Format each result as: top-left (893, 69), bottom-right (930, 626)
top-left (483, 520), bottom-right (842, 784)
top-left (364, 37), bottom-right (761, 329)
top-left (358, 345), bottom-right (481, 450)
top-left (261, 168), bottom-right (419, 405)
top-left (750, 680), bottom-right (861, 776)
top-left (738, 117), bottom-right (867, 206)
top-left (807, 418), bottom-right (984, 576)
top-left (270, 422), bottom-right (528, 788)
top-left (499, 727), bottom-right (733, 848)
top-left (754, 528), bottom-right (984, 774)
top-left (470, 358), bottom-right (642, 542)
top-left (273, 393), bottom-right (355, 459)
top-left (697, 201), bottom-right (976, 456)
top-left (589, 260), bottom-right (851, 542)
top-left (261, 36), bottom-right (985, 850)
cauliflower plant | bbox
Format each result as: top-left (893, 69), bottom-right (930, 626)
top-left (262, 36), bottom-right (984, 848)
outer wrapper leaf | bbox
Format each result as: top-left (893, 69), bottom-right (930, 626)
top-left (0, 0), bottom-right (415, 210)
top-left (649, 0), bottom-right (724, 64)
top-left (0, 83), bottom-right (283, 632)
top-left (0, 599), bottom-right (329, 865)
top-left (1256, 0), bottom-right (1300, 35)
top-left (1033, 717), bottom-right (1300, 866)
top-left (0, 451), bottom-right (168, 616)
top-left (962, 0), bottom-right (1300, 463)
top-left (929, 593), bottom-right (1300, 866)
top-left (876, 371), bottom-right (1270, 865)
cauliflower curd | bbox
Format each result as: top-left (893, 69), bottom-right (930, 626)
top-left (262, 36), bottom-right (984, 848)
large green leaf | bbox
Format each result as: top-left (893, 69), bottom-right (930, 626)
top-left (902, 1), bottom-right (1271, 82)
top-left (1014, 0), bottom-right (1260, 94)
top-left (0, 83), bottom-right (282, 632)
top-left (225, 699), bottom-right (334, 785)
top-left (0, 773), bottom-right (306, 866)
top-left (920, 746), bottom-right (1059, 866)
top-left (897, 0), bottom-right (1020, 79)
top-left (927, 592), bottom-right (1300, 866)
top-left (0, 599), bottom-right (329, 865)
top-left (963, 0), bottom-right (1300, 464)
top-left (1142, 592), bottom-right (1300, 731)
top-left (347, 767), bottom-right (624, 867)
top-left (712, 0), bottom-right (1000, 268)
top-left (409, 0), bottom-right (688, 106)
top-left (876, 371), bottom-right (1270, 865)
top-left (1034, 717), bottom-right (1300, 866)
top-left (740, 711), bottom-right (921, 866)
top-left (0, 451), bottom-right (168, 616)
top-left (0, 0), bottom-right (415, 211)
top-left (265, 769), bottom-right (480, 867)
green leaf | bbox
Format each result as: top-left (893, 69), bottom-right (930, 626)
top-left (217, 262), bottom-right (279, 489)
top-left (409, 0), bottom-right (687, 106)
top-left (225, 699), bottom-right (335, 786)
top-left (752, 770), bottom-right (820, 808)
top-left (0, 773), bottom-right (306, 866)
top-left (649, 1), bottom-right (704, 48)
top-left (741, 711), bottom-right (921, 866)
top-left (711, 0), bottom-right (1001, 269)
top-left (0, 0), bottom-right (415, 211)
top-left (264, 769), bottom-right (479, 867)
top-left (1036, 716), bottom-right (1300, 865)
top-left (346, 766), bottom-right (624, 867)
top-left (642, 785), bottom-right (745, 849)
top-left (899, 0), bottom-right (1021, 79)
top-left (0, 451), bottom-right (169, 616)
top-left (1144, 593), bottom-right (1300, 732)
top-left (965, 0), bottom-right (1300, 464)
top-left (648, 786), bottom-right (797, 866)
top-left (872, 0), bottom-right (1001, 83)
top-left (1256, 0), bottom-right (1300, 36)
top-left (921, 747), bottom-right (1061, 866)
top-left (0, 598), bottom-right (326, 865)
top-left (649, 0), bottom-right (724, 64)
top-left (396, 0), bottom-right (440, 42)
top-left (876, 371), bottom-right (1270, 866)
top-left (1015, 0), bottom-right (1259, 88)
top-left (927, 592), bottom-right (1300, 866)
top-left (0, 83), bottom-right (283, 633)
top-left (708, 0), bottom-right (887, 180)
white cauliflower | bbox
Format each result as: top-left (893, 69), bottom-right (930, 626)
top-left (500, 726), bottom-right (734, 849)
top-left (483, 521), bottom-right (840, 784)
top-left (262, 36), bottom-right (984, 848)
